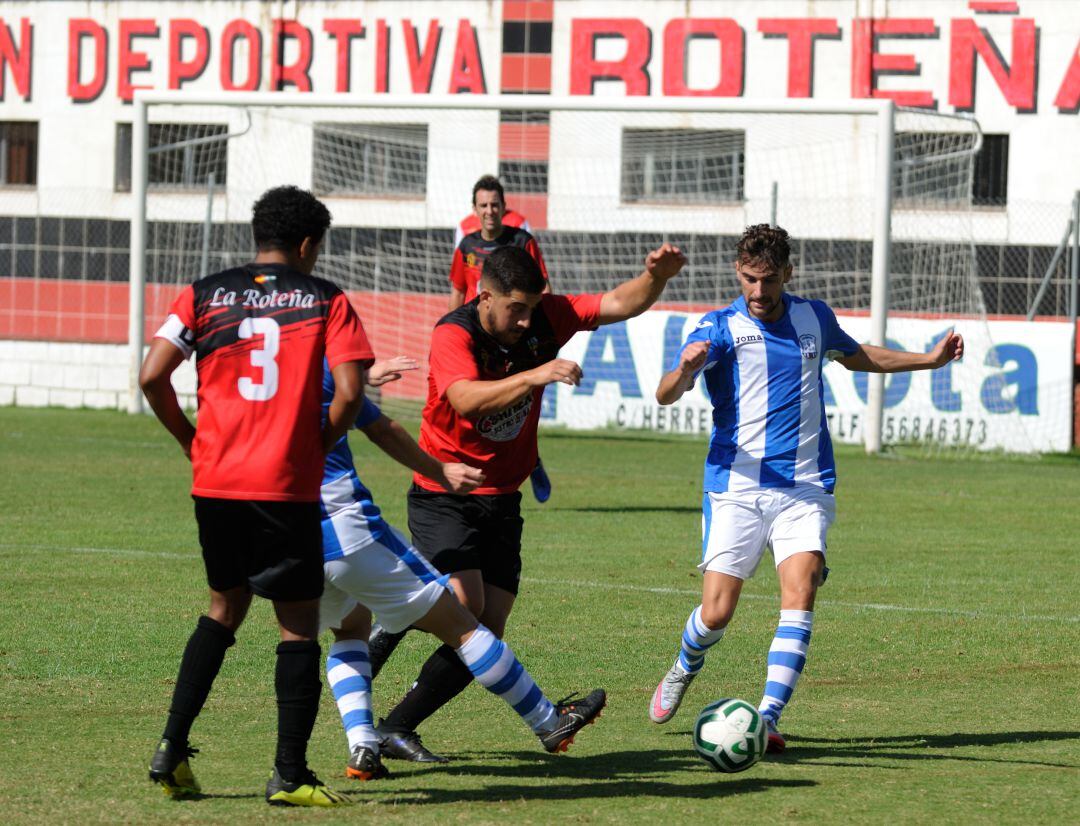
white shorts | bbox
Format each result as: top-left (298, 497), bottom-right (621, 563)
top-left (700, 485), bottom-right (835, 580)
top-left (320, 526), bottom-right (449, 634)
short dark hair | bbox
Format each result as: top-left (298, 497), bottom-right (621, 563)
top-left (251, 185), bottom-right (332, 252)
top-left (472, 174), bottom-right (505, 206)
top-left (481, 246), bottom-right (545, 295)
top-left (737, 224), bottom-right (791, 271)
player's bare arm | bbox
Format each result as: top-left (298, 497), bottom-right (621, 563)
top-left (656, 340), bottom-right (710, 405)
top-left (838, 330), bottom-right (963, 373)
top-left (444, 358), bottom-right (582, 419)
top-left (448, 285), bottom-right (467, 310)
top-left (597, 244), bottom-right (688, 324)
top-left (323, 361), bottom-right (367, 453)
top-left (360, 414), bottom-right (485, 494)
top-left (368, 356), bottom-right (420, 387)
top-left (139, 337), bottom-right (196, 459)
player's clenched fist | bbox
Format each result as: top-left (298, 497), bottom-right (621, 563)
top-left (439, 462), bottom-right (486, 494)
top-left (645, 243), bottom-right (688, 280)
top-left (528, 358), bottom-right (582, 387)
top-left (678, 341), bottom-right (710, 375)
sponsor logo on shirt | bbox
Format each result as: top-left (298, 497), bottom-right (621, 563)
top-left (733, 333), bottom-right (764, 346)
top-left (696, 320), bottom-right (712, 329)
top-left (254, 274), bottom-right (276, 284)
top-left (800, 333), bottom-right (819, 360)
top-left (210, 287), bottom-right (316, 309)
top-left (476, 395), bottom-right (532, 442)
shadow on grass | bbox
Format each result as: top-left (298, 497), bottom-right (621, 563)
top-left (361, 748), bottom-right (815, 803)
top-left (775, 729), bottom-right (1080, 769)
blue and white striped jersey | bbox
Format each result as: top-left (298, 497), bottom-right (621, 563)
top-left (678, 294), bottom-right (860, 494)
top-left (320, 364), bottom-right (389, 560)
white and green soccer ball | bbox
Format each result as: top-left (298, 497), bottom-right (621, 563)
top-left (692, 698), bottom-right (767, 773)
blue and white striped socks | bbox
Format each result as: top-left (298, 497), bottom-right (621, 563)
top-left (456, 625), bottom-right (556, 733)
top-left (326, 639), bottom-right (379, 751)
top-left (758, 609), bottom-right (814, 724)
top-left (678, 605), bottom-right (726, 674)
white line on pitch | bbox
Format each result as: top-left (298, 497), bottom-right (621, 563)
top-left (521, 577), bottom-right (1080, 624)
top-left (3, 543), bottom-right (1076, 624)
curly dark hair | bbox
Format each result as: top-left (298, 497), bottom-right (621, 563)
top-left (481, 246), bottom-right (545, 295)
top-left (251, 185), bottom-right (332, 252)
top-left (472, 174), bottom-right (505, 206)
top-left (736, 224), bottom-right (791, 271)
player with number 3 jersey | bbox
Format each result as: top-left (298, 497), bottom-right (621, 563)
top-left (139, 186), bottom-right (372, 808)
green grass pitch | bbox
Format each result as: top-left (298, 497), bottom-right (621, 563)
top-left (1, 407), bottom-right (1078, 824)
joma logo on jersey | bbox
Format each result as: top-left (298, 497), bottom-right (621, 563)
top-left (734, 334), bottom-right (764, 346)
top-left (800, 334), bottom-right (819, 360)
top-left (210, 287), bottom-right (316, 309)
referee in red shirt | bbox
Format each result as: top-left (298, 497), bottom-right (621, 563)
top-left (139, 186), bottom-right (373, 806)
top-left (370, 241), bottom-right (687, 762)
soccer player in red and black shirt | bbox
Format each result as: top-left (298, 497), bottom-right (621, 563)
top-left (139, 186), bottom-right (373, 807)
top-left (450, 175), bottom-right (554, 504)
top-left (369, 242), bottom-right (687, 763)
top-left (448, 175), bottom-right (549, 310)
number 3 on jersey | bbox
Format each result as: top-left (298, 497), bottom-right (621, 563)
top-left (237, 317), bottom-right (279, 401)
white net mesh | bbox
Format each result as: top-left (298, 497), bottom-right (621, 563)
top-left (135, 101), bottom-right (1065, 453)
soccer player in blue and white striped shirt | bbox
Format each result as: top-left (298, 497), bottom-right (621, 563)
top-left (319, 358), bottom-right (606, 780)
top-left (648, 225), bottom-right (963, 753)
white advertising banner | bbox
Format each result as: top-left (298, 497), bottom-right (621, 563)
top-left (542, 310), bottom-right (1075, 453)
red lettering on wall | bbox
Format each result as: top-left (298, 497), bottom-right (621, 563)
top-left (375, 20), bottom-right (389, 93)
top-left (852, 18), bottom-right (937, 108)
top-left (662, 19), bottom-right (743, 97)
top-left (949, 17), bottom-right (1036, 111)
top-left (403, 19), bottom-right (441, 93)
top-left (220, 19), bottom-right (261, 91)
top-left (757, 18), bottom-right (840, 98)
top-left (0, 17), bottom-right (32, 101)
top-left (68, 19), bottom-right (107, 102)
top-left (271, 20), bottom-right (312, 91)
top-left (1053, 43), bottom-right (1080, 113)
top-left (168, 19), bottom-right (209, 90)
top-left (118, 19), bottom-right (158, 102)
top-left (449, 19), bottom-right (485, 94)
top-left (323, 19), bottom-right (364, 93)
top-left (570, 18), bottom-right (651, 95)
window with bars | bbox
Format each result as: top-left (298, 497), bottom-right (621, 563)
top-left (0, 121), bottom-right (38, 186)
top-left (621, 129), bottom-right (745, 205)
top-left (312, 123), bottom-right (428, 197)
top-left (115, 122), bottom-right (229, 192)
top-left (973, 134), bottom-right (1008, 207)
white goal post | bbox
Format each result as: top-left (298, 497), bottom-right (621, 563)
top-left (127, 92), bottom-right (904, 452)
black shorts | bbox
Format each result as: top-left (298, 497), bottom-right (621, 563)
top-left (193, 496), bottom-right (324, 602)
top-left (406, 484), bottom-right (523, 595)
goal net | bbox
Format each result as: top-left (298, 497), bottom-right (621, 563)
top-left (131, 94), bottom-right (1061, 454)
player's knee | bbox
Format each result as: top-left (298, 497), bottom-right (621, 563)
top-left (698, 602), bottom-right (734, 630)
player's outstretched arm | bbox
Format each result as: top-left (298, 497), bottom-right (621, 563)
top-left (444, 358), bottom-right (582, 418)
top-left (139, 338), bottom-right (196, 459)
top-left (656, 340), bottom-right (710, 405)
top-left (324, 361), bottom-right (367, 453)
top-left (368, 356), bottom-right (419, 387)
top-left (360, 414), bottom-right (485, 493)
top-left (839, 330), bottom-right (964, 373)
top-left (597, 243), bottom-right (688, 325)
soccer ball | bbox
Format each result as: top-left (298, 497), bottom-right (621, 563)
top-left (692, 698), bottom-right (767, 773)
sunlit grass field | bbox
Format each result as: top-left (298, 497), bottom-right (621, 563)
top-left (2, 407), bottom-right (1078, 824)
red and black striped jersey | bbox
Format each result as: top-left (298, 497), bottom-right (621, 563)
top-left (415, 293), bottom-right (601, 495)
top-left (449, 226), bottom-right (548, 303)
top-left (155, 263), bottom-right (374, 502)
top-left (454, 208), bottom-right (530, 249)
